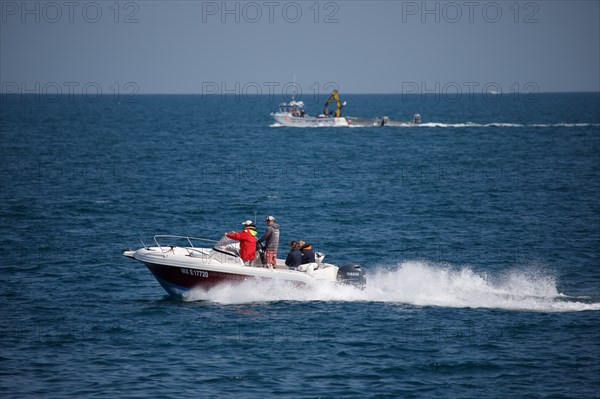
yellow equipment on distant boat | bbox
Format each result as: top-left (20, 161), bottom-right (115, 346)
top-left (323, 90), bottom-right (344, 118)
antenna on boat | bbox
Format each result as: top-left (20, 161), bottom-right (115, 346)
top-left (254, 210), bottom-right (257, 224)
top-left (292, 74), bottom-right (296, 101)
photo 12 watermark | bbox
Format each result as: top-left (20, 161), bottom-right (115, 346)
top-left (395, 241), bottom-right (534, 265)
top-left (1, 81), bottom-right (140, 103)
top-left (200, 160), bottom-right (343, 185)
top-left (0, 157), bottom-right (142, 189)
top-left (1, 1), bottom-right (140, 24)
top-left (394, 319), bottom-right (526, 347)
top-left (401, 81), bottom-right (540, 103)
top-left (397, 161), bottom-right (538, 184)
top-left (200, 1), bottom-right (340, 24)
top-left (0, 321), bottom-right (128, 345)
top-left (197, 321), bottom-right (324, 343)
top-left (200, 80), bottom-right (340, 102)
top-left (400, 1), bottom-right (540, 24)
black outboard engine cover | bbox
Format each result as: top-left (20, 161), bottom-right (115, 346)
top-left (337, 264), bottom-right (366, 288)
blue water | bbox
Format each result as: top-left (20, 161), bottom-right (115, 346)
top-left (1, 93), bottom-right (599, 398)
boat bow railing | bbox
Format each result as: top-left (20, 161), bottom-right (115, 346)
top-left (152, 235), bottom-right (218, 255)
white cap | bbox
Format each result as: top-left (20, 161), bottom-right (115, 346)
top-left (242, 220), bottom-right (254, 226)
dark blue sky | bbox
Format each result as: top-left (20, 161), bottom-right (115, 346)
top-left (1, 1), bottom-right (599, 95)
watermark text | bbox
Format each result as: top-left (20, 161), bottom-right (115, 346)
top-left (201, 1), bottom-right (339, 23)
top-left (401, 1), bottom-right (539, 24)
top-left (1, 1), bottom-right (140, 23)
top-left (1, 81), bottom-right (139, 103)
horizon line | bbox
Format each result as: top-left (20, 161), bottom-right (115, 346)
top-left (2, 90), bottom-right (599, 95)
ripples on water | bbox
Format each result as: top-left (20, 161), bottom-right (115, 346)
top-left (1, 94), bottom-right (599, 398)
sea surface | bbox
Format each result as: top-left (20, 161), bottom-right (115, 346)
top-left (1, 93), bottom-right (599, 398)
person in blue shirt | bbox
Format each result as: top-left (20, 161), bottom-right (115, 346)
top-left (285, 241), bottom-right (302, 269)
top-left (298, 240), bottom-right (315, 264)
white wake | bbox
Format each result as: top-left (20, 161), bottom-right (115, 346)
top-left (182, 261), bottom-right (600, 312)
top-left (271, 122), bottom-right (599, 128)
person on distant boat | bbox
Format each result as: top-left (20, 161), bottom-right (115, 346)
top-left (285, 241), bottom-right (302, 269)
top-left (258, 216), bottom-right (280, 269)
top-left (297, 240), bottom-right (315, 264)
top-left (226, 220), bottom-right (257, 267)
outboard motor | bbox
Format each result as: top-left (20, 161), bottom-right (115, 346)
top-left (336, 264), bottom-right (367, 288)
top-left (255, 242), bottom-right (266, 266)
top-left (315, 252), bottom-right (325, 265)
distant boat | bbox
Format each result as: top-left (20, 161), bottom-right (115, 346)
top-left (272, 90), bottom-right (349, 127)
top-left (272, 90), bottom-right (421, 127)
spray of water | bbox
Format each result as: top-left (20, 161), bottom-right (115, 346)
top-left (270, 122), bottom-right (600, 129)
top-left (182, 261), bottom-right (600, 312)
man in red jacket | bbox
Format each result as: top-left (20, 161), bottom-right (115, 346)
top-left (226, 220), bottom-right (258, 266)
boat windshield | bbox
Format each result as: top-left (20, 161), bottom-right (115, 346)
top-left (278, 101), bottom-right (305, 115)
top-left (212, 235), bottom-right (240, 258)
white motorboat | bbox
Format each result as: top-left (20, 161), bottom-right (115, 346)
top-left (272, 90), bottom-right (421, 127)
top-left (272, 102), bottom-right (349, 127)
top-left (123, 235), bottom-right (366, 297)
top-left (271, 90), bottom-right (349, 127)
